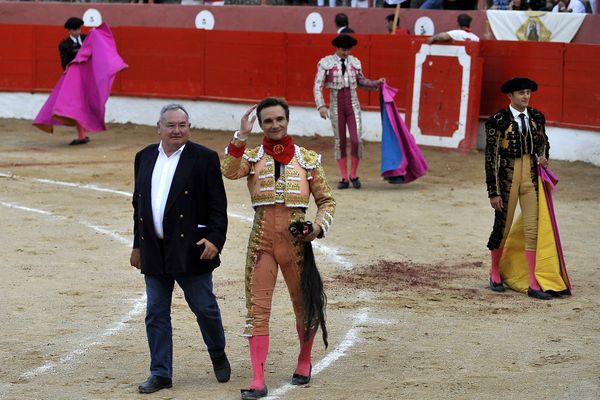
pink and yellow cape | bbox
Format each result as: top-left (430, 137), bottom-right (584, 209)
top-left (500, 165), bottom-right (571, 294)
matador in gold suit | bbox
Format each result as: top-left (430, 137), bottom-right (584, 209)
top-left (485, 77), bottom-right (552, 300)
top-left (314, 34), bottom-right (384, 189)
top-left (222, 98), bottom-right (335, 400)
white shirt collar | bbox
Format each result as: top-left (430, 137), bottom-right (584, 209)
top-left (158, 141), bottom-right (186, 157)
top-left (509, 104), bottom-right (529, 120)
top-left (337, 27), bottom-right (346, 34)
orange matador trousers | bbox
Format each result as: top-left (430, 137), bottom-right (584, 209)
top-left (500, 154), bottom-right (538, 251)
top-left (243, 204), bottom-right (307, 336)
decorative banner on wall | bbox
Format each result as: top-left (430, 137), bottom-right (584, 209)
top-left (486, 10), bottom-right (586, 43)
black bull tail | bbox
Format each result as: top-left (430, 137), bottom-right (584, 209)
top-left (301, 241), bottom-right (328, 348)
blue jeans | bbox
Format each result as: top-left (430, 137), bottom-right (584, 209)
top-left (144, 273), bottom-right (226, 379)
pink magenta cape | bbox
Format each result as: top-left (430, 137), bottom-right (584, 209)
top-left (379, 82), bottom-right (428, 183)
top-left (33, 23), bottom-right (127, 133)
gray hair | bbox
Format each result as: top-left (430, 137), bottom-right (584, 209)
top-left (158, 103), bottom-right (190, 123)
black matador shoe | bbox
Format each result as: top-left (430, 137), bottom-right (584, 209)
top-left (527, 287), bottom-right (553, 300)
top-left (291, 364), bottom-right (312, 385)
top-left (240, 386), bottom-right (268, 400)
top-left (489, 278), bottom-right (505, 292)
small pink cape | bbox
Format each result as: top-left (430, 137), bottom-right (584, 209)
top-left (33, 23), bottom-right (127, 133)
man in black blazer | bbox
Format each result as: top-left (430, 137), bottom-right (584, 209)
top-left (130, 104), bottom-right (230, 394)
top-left (59, 17), bottom-right (87, 71)
top-left (335, 13), bottom-right (355, 34)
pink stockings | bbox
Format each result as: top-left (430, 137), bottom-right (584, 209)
top-left (76, 124), bottom-right (86, 140)
top-left (336, 156), bottom-right (360, 181)
top-left (295, 323), bottom-right (314, 377)
top-left (248, 335), bottom-right (269, 390)
top-left (490, 248), bottom-right (502, 284)
top-left (247, 329), bottom-right (314, 390)
top-left (490, 248), bottom-right (541, 290)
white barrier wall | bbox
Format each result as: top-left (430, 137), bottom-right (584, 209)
top-left (2, 93), bottom-right (599, 166)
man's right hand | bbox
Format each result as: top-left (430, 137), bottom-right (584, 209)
top-left (319, 106), bottom-right (329, 120)
top-left (239, 104), bottom-right (258, 139)
top-left (130, 248), bottom-right (141, 269)
top-left (490, 196), bottom-right (503, 212)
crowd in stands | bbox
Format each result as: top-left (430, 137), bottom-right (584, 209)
top-left (489, 0), bottom-right (595, 13)
top-left (17, 0), bottom-right (596, 12)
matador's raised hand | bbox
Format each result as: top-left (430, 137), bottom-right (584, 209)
top-left (239, 104), bottom-right (258, 139)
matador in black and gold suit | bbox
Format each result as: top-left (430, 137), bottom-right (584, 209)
top-left (485, 77), bottom-right (552, 300)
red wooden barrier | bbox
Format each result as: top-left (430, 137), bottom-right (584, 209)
top-left (0, 25), bottom-right (35, 91)
top-left (479, 41), bottom-right (564, 122)
top-left (562, 44), bottom-right (600, 128)
top-left (0, 24), bottom-right (599, 132)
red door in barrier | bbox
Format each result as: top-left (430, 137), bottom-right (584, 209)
top-left (418, 55), bottom-right (462, 138)
top-left (405, 39), bottom-right (483, 150)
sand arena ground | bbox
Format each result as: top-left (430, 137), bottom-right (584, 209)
top-left (0, 119), bottom-right (598, 399)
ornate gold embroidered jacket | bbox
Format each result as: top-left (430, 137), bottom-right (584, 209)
top-left (222, 138), bottom-right (335, 235)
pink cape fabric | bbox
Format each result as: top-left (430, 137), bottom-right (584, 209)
top-left (538, 164), bottom-right (572, 293)
top-left (380, 82), bottom-right (428, 183)
top-left (33, 23), bottom-right (127, 133)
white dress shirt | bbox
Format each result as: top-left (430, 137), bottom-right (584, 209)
top-left (70, 35), bottom-right (82, 45)
top-left (509, 104), bottom-right (529, 134)
top-left (151, 142), bottom-right (185, 239)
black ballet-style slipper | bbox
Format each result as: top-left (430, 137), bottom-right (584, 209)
top-left (240, 386), bottom-right (268, 400)
top-left (489, 278), bottom-right (505, 292)
top-left (291, 364), bottom-right (312, 385)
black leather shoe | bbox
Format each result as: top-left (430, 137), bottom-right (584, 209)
top-left (337, 179), bottom-right (349, 189)
top-left (138, 375), bottom-right (172, 394)
top-left (69, 136), bottom-right (90, 146)
top-left (240, 386), bottom-right (268, 400)
top-left (527, 287), bottom-right (553, 300)
top-left (489, 278), bottom-right (505, 292)
top-left (291, 364), bottom-right (311, 385)
top-left (350, 176), bottom-right (362, 189)
top-left (386, 176), bottom-right (404, 184)
top-left (211, 353), bottom-right (231, 383)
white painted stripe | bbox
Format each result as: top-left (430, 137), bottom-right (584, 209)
top-left (19, 297), bottom-right (146, 381)
top-left (265, 308), bottom-right (370, 399)
top-left (4, 173), bottom-right (356, 270)
top-left (0, 200), bottom-right (55, 216)
top-left (1, 174), bottom-right (361, 400)
top-left (313, 241), bottom-right (353, 270)
top-left (0, 199), bottom-right (145, 396)
top-left (82, 220), bottom-right (132, 246)
top-left (32, 178), bottom-right (132, 197)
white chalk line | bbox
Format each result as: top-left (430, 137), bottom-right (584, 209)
top-left (19, 297), bottom-right (146, 380)
top-left (2, 172), bottom-right (355, 269)
top-left (1, 173), bottom-right (374, 398)
top-left (0, 198), bottom-right (146, 397)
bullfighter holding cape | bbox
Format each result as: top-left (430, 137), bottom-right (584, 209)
top-left (33, 22), bottom-right (127, 144)
top-left (379, 82), bottom-right (428, 184)
top-left (485, 77), bottom-right (570, 299)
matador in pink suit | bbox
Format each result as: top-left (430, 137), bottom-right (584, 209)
top-left (314, 34), bottom-right (385, 189)
top-left (222, 98), bottom-right (335, 400)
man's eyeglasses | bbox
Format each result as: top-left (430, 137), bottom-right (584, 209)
top-left (163, 123), bottom-right (190, 131)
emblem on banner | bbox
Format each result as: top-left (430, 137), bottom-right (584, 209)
top-left (516, 12), bottom-right (551, 42)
